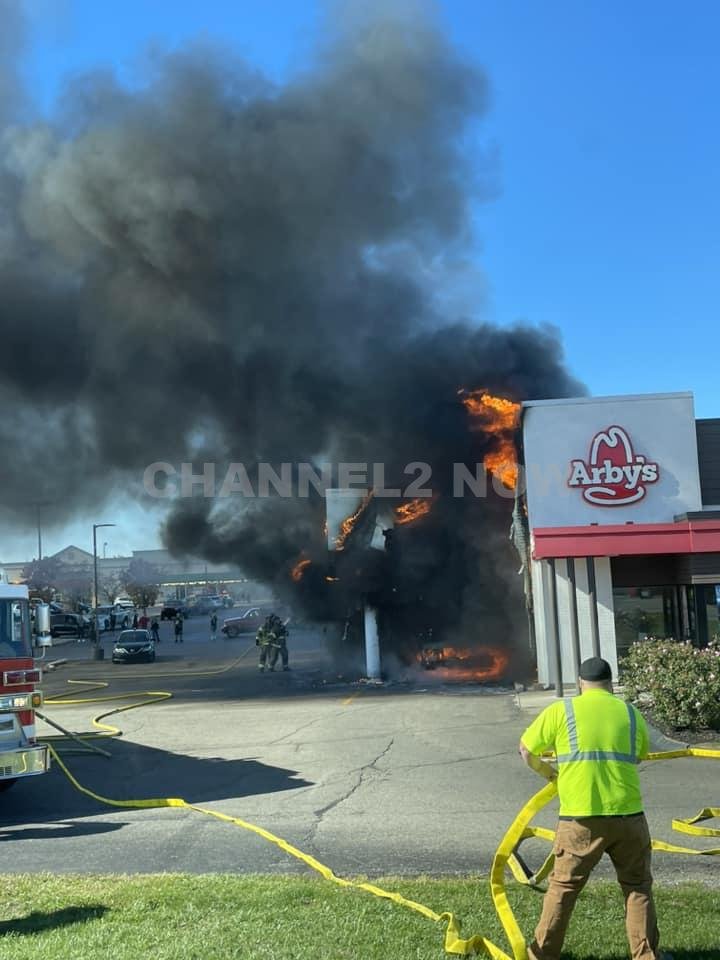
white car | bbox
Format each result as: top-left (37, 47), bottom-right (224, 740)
top-left (95, 605), bottom-right (134, 630)
top-left (114, 597), bottom-right (135, 610)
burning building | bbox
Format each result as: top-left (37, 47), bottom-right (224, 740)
top-left (0, 0), bottom-right (585, 681)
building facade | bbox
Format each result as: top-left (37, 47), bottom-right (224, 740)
top-left (522, 392), bottom-right (720, 687)
top-left (0, 547), bottom-right (269, 603)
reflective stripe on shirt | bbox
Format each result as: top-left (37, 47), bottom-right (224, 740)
top-left (556, 699), bottom-right (639, 765)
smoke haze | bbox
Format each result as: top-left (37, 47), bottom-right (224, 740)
top-left (0, 0), bottom-right (583, 657)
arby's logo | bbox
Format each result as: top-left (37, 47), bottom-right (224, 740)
top-left (568, 426), bottom-right (660, 506)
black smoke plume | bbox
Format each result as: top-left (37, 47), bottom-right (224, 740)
top-left (0, 0), bottom-right (583, 664)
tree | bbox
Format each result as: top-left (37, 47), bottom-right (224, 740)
top-left (57, 566), bottom-right (94, 609)
top-left (21, 557), bottom-right (93, 609)
top-left (22, 557), bottom-right (64, 602)
top-left (100, 573), bottom-right (124, 604)
top-left (120, 559), bottom-right (162, 614)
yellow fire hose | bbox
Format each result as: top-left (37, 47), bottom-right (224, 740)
top-left (39, 659), bottom-right (720, 960)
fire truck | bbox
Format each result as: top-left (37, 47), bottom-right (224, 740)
top-left (0, 579), bottom-right (51, 791)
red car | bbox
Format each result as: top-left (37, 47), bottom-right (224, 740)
top-left (221, 607), bottom-right (267, 638)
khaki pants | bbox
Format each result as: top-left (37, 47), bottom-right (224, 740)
top-left (530, 815), bottom-right (659, 960)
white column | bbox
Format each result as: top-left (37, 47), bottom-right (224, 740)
top-left (531, 555), bottom-right (618, 686)
top-left (594, 557), bottom-right (618, 678)
top-left (531, 558), bottom-right (551, 686)
top-left (554, 558), bottom-right (580, 685)
top-left (363, 602), bottom-right (381, 680)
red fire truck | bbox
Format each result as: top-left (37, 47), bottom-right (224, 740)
top-left (0, 582), bottom-right (51, 791)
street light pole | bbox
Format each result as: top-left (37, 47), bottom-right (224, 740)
top-left (93, 523), bottom-right (115, 654)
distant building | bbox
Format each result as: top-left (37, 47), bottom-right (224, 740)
top-left (0, 546), bottom-right (271, 603)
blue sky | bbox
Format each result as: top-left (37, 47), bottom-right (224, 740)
top-left (8, 0), bottom-right (720, 558)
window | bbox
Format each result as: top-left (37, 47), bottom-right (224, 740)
top-left (0, 600), bottom-right (32, 658)
top-left (711, 586), bottom-right (720, 639)
top-left (613, 586), bottom-right (676, 658)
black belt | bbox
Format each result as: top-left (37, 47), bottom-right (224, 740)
top-left (559, 812), bottom-right (644, 821)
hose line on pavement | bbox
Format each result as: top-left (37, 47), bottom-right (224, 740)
top-left (39, 661), bottom-right (720, 960)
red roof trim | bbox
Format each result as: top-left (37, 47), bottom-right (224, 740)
top-left (532, 519), bottom-right (720, 559)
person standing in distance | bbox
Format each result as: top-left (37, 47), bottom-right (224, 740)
top-left (210, 611), bottom-right (218, 642)
top-left (174, 613), bottom-right (184, 644)
top-left (519, 657), bottom-right (672, 960)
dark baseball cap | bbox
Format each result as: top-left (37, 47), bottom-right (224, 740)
top-left (579, 657), bottom-right (612, 682)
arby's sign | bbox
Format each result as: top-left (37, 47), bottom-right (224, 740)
top-left (568, 426), bottom-right (660, 507)
top-left (521, 393), bottom-right (702, 529)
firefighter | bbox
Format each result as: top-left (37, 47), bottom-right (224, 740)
top-left (256, 614), bottom-right (289, 672)
top-left (174, 614), bottom-right (184, 644)
top-left (210, 611), bottom-right (218, 642)
top-left (519, 657), bottom-right (672, 960)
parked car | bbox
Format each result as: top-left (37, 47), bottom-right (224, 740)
top-left (160, 601), bottom-right (189, 620)
top-left (95, 605), bottom-right (133, 631)
top-left (221, 607), bottom-right (267, 638)
top-left (112, 630), bottom-right (156, 664)
top-left (50, 613), bottom-right (88, 639)
top-left (206, 595), bottom-right (227, 609)
top-left (114, 597), bottom-right (135, 610)
top-left (186, 597), bottom-right (218, 616)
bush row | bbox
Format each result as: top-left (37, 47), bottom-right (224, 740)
top-left (620, 637), bottom-right (720, 731)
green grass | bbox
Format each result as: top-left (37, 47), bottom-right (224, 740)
top-left (0, 875), bottom-right (718, 959)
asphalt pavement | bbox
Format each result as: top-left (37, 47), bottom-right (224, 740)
top-left (1, 621), bottom-right (718, 884)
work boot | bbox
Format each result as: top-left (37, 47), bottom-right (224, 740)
top-left (258, 666), bottom-right (265, 672)
top-left (283, 666), bottom-right (290, 671)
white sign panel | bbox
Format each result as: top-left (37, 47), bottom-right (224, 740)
top-left (522, 393), bottom-right (702, 529)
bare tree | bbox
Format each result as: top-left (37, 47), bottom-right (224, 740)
top-left (121, 559), bottom-right (161, 614)
top-left (22, 557), bottom-right (63, 602)
top-left (100, 573), bottom-right (124, 604)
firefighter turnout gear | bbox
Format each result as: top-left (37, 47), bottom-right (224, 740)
top-left (256, 614), bottom-right (289, 672)
top-left (520, 662), bottom-right (663, 960)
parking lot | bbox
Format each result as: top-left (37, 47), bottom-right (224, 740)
top-left (1, 627), bottom-right (718, 885)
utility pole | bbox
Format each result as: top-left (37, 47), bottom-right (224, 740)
top-left (34, 501), bottom-right (51, 560)
top-left (93, 522), bottom-right (115, 658)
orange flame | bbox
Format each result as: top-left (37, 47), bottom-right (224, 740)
top-left (291, 557), bottom-right (312, 582)
top-left (394, 497), bottom-right (433, 526)
top-left (418, 645), bottom-right (509, 682)
top-left (460, 390), bottom-right (520, 490)
top-left (335, 492), bottom-right (374, 550)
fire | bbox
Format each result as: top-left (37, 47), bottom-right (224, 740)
top-left (394, 497), bottom-right (433, 525)
top-left (483, 439), bottom-right (519, 490)
top-left (291, 557), bottom-right (311, 582)
top-left (460, 390), bottom-right (519, 429)
top-left (335, 491), bottom-right (374, 550)
top-left (418, 645), bottom-right (509, 682)
top-left (460, 389), bottom-right (520, 490)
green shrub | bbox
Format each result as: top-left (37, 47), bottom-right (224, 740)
top-left (620, 637), bottom-right (720, 731)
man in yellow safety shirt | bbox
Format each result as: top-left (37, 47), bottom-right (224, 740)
top-left (519, 657), bottom-right (673, 960)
